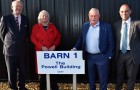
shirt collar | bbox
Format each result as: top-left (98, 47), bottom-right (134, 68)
top-left (13, 14), bottom-right (21, 19)
top-left (90, 21), bottom-right (100, 27)
top-left (122, 17), bottom-right (131, 24)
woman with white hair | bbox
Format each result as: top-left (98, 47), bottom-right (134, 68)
top-left (31, 10), bottom-right (61, 90)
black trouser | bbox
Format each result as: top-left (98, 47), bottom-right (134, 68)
top-left (116, 51), bottom-right (139, 90)
top-left (5, 55), bottom-right (26, 90)
top-left (39, 74), bottom-right (58, 90)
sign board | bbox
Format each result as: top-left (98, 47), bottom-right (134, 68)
top-left (36, 51), bottom-right (85, 74)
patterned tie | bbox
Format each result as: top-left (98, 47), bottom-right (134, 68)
top-left (15, 17), bottom-right (19, 31)
top-left (121, 22), bottom-right (127, 54)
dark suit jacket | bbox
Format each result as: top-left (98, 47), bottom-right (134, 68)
top-left (0, 14), bottom-right (29, 56)
top-left (74, 21), bottom-right (114, 59)
top-left (114, 19), bottom-right (140, 64)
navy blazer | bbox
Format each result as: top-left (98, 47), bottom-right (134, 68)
top-left (74, 22), bottom-right (114, 59)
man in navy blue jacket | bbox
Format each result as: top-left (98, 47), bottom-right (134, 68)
top-left (71, 8), bottom-right (114, 90)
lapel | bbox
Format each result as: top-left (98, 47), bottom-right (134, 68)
top-left (20, 15), bottom-right (24, 31)
top-left (82, 22), bottom-right (90, 46)
top-left (84, 22), bottom-right (90, 38)
top-left (129, 19), bottom-right (135, 41)
top-left (99, 22), bottom-right (104, 41)
top-left (9, 14), bottom-right (19, 32)
top-left (116, 21), bottom-right (122, 43)
top-left (84, 23), bottom-right (90, 35)
top-left (116, 19), bottom-right (134, 44)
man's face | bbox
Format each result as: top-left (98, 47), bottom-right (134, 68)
top-left (119, 5), bottom-right (131, 21)
top-left (88, 10), bottom-right (100, 26)
top-left (11, 2), bottom-right (23, 15)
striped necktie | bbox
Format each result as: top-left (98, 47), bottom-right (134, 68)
top-left (15, 17), bottom-right (19, 31)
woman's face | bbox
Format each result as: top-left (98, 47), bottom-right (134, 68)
top-left (40, 12), bottom-right (49, 23)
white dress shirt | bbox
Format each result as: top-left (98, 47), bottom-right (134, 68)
top-left (120, 17), bottom-right (131, 50)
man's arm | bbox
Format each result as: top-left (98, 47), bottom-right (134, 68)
top-left (0, 16), bottom-right (7, 42)
top-left (107, 24), bottom-right (115, 59)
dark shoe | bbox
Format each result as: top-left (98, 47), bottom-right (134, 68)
top-left (19, 87), bottom-right (28, 90)
top-left (10, 88), bottom-right (18, 90)
top-left (40, 87), bottom-right (46, 90)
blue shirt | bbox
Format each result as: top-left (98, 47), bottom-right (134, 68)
top-left (86, 22), bottom-right (100, 54)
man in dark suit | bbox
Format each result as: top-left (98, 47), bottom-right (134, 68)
top-left (114, 4), bottom-right (140, 90)
top-left (0, 1), bottom-right (29, 90)
top-left (71, 8), bottom-right (114, 90)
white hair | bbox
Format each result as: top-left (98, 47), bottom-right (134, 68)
top-left (89, 8), bottom-right (100, 15)
top-left (38, 10), bottom-right (50, 24)
top-left (11, 0), bottom-right (23, 7)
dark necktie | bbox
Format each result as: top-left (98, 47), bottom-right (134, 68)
top-left (15, 17), bottom-right (19, 31)
top-left (121, 22), bottom-right (127, 54)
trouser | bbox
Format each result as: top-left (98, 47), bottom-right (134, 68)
top-left (87, 53), bottom-right (109, 90)
top-left (5, 55), bottom-right (26, 90)
top-left (116, 51), bottom-right (139, 90)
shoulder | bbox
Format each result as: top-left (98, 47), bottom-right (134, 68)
top-left (21, 15), bottom-right (29, 23)
top-left (115, 20), bottom-right (121, 24)
top-left (83, 22), bottom-right (90, 26)
top-left (48, 23), bottom-right (55, 27)
top-left (0, 14), bottom-right (12, 22)
top-left (100, 21), bottom-right (110, 25)
top-left (5, 14), bottom-right (13, 17)
top-left (48, 23), bottom-right (57, 28)
top-left (32, 24), bottom-right (42, 28)
top-left (100, 21), bottom-right (111, 28)
top-left (114, 20), bottom-right (121, 27)
top-left (21, 14), bottom-right (28, 19)
top-left (132, 19), bottom-right (140, 24)
top-left (82, 22), bottom-right (90, 28)
top-left (1, 14), bottom-right (12, 19)
top-left (21, 14), bottom-right (29, 25)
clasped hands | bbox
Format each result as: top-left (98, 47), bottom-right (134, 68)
top-left (71, 48), bottom-right (77, 51)
top-left (42, 45), bottom-right (55, 51)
